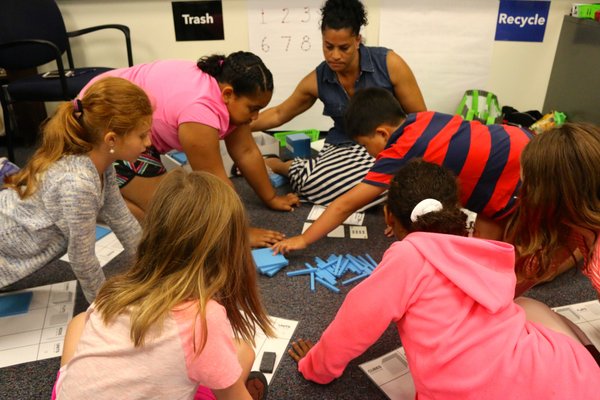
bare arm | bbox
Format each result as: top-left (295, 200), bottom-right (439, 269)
top-left (179, 122), bottom-right (233, 188)
top-left (272, 183), bottom-right (386, 253)
top-left (387, 50), bottom-right (427, 113)
top-left (225, 124), bottom-right (299, 211)
top-left (251, 71), bottom-right (319, 132)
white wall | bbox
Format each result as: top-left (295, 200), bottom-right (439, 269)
top-left (55, 0), bottom-right (593, 115)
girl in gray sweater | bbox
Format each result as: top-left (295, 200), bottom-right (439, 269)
top-left (1, 77), bottom-right (152, 302)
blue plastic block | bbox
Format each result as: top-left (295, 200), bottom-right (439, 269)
top-left (169, 151), bottom-right (188, 164)
top-left (315, 277), bottom-right (340, 293)
top-left (252, 248), bottom-right (289, 272)
top-left (365, 253), bottom-right (379, 268)
top-left (341, 272), bottom-right (370, 286)
top-left (0, 291), bottom-right (33, 317)
top-left (286, 267), bottom-right (317, 277)
top-left (95, 225), bottom-right (111, 241)
top-left (269, 173), bottom-right (288, 188)
top-left (314, 257), bottom-right (327, 267)
top-left (316, 269), bottom-right (337, 285)
top-left (338, 258), bottom-right (350, 276)
top-left (310, 272), bottom-right (315, 292)
top-left (285, 133), bottom-right (311, 158)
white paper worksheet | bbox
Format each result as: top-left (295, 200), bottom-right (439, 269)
top-left (0, 280), bottom-right (77, 368)
top-left (307, 205), bottom-right (365, 226)
top-left (251, 316), bottom-right (299, 384)
top-left (60, 226), bottom-right (123, 267)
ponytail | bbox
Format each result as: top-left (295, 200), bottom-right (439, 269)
top-left (4, 77), bottom-right (152, 198)
top-left (197, 51), bottom-right (273, 96)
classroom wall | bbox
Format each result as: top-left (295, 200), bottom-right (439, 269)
top-left (55, 0), bottom-right (593, 115)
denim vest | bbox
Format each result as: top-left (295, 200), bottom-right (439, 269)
top-left (316, 44), bottom-right (394, 145)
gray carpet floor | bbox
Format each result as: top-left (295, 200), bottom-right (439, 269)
top-left (0, 158), bottom-right (597, 400)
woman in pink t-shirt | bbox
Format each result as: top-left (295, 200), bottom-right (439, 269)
top-left (83, 52), bottom-right (299, 247)
top-left (54, 170), bottom-right (272, 400)
top-left (289, 160), bottom-right (600, 399)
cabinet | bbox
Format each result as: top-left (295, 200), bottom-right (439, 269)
top-left (544, 16), bottom-right (600, 124)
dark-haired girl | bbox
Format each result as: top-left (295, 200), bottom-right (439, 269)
top-left (288, 159), bottom-right (600, 399)
top-left (81, 52), bottom-right (299, 247)
top-left (252, 0), bottom-right (425, 208)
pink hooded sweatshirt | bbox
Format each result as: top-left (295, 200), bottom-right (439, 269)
top-left (298, 232), bottom-right (600, 399)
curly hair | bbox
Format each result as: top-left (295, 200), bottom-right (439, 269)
top-left (321, 0), bottom-right (368, 35)
top-left (388, 159), bottom-right (468, 236)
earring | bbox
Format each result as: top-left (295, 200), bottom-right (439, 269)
top-left (109, 147), bottom-right (115, 154)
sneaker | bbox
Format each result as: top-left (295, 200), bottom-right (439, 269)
top-left (245, 371), bottom-right (268, 400)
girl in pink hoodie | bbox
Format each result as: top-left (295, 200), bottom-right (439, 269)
top-left (289, 159), bottom-right (600, 399)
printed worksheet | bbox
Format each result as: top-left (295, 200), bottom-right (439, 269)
top-left (359, 347), bottom-right (415, 400)
top-left (60, 225), bottom-right (123, 267)
top-left (359, 300), bottom-right (600, 399)
top-left (552, 300), bottom-right (600, 349)
top-left (0, 280), bottom-right (77, 368)
top-left (307, 205), bottom-right (365, 226)
top-left (251, 316), bottom-right (298, 384)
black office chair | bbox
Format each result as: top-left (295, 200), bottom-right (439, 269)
top-left (0, 0), bottom-right (134, 162)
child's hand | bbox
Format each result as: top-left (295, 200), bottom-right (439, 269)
top-left (266, 193), bottom-right (300, 211)
top-left (288, 339), bottom-right (314, 363)
top-left (249, 227), bottom-right (285, 248)
top-left (271, 235), bottom-right (307, 254)
top-left (384, 225), bottom-right (394, 237)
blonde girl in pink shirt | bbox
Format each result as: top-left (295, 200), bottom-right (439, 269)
top-left (289, 159), bottom-right (600, 399)
top-left (53, 170), bottom-right (273, 400)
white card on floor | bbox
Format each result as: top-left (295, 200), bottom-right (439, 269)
top-left (328, 225), bottom-right (345, 238)
top-left (302, 222), bottom-right (345, 238)
top-left (302, 222), bottom-right (312, 234)
top-left (60, 225), bottom-right (123, 267)
top-left (350, 226), bottom-right (368, 239)
top-left (307, 205), bottom-right (365, 226)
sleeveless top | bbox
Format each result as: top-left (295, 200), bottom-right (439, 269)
top-left (316, 44), bottom-right (394, 145)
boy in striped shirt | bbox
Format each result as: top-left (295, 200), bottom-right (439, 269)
top-left (273, 87), bottom-right (533, 254)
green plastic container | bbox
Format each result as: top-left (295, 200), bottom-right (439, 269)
top-left (273, 129), bottom-right (320, 147)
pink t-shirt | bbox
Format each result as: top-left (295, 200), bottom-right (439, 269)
top-left (299, 233), bottom-right (600, 399)
top-left (56, 300), bottom-right (241, 399)
top-left (81, 60), bottom-right (235, 153)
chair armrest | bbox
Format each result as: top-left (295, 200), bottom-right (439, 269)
top-left (0, 39), bottom-right (70, 96)
top-left (67, 24), bottom-right (133, 67)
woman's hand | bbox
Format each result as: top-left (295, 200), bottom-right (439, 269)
top-left (288, 339), bottom-right (314, 363)
top-left (266, 193), bottom-right (300, 211)
top-left (249, 227), bottom-right (285, 248)
top-left (271, 235), bottom-right (307, 255)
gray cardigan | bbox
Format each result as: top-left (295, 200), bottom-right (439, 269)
top-left (0, 155), bottom-right (141, 302)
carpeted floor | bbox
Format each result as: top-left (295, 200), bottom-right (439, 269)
top-left (0, 171), bottom-right (597, 400)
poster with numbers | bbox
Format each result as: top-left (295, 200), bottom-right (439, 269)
top-left (247, 1), bottom-right (331, 131)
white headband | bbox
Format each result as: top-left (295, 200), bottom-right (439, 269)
top-left (410, 198), bottom-right (443, 222)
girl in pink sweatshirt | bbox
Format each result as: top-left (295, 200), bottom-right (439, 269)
top-left (289, 159), bottom-right (600, 399)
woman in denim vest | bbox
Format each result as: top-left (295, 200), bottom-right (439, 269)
top-left (252, 0), bottom-right (426, 208)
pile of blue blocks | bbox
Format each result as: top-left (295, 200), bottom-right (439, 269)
top-left (252, 248), bottom-right (289, 277)
top-left (286, 253), bottom-right (378, 293)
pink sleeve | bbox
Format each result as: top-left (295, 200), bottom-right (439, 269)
top-left (298, 242), bottom-right (424, 383)
top-left (173, 300), bottom-right (242, 389)
top-left (177, 100), bottom-right (230, 139)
